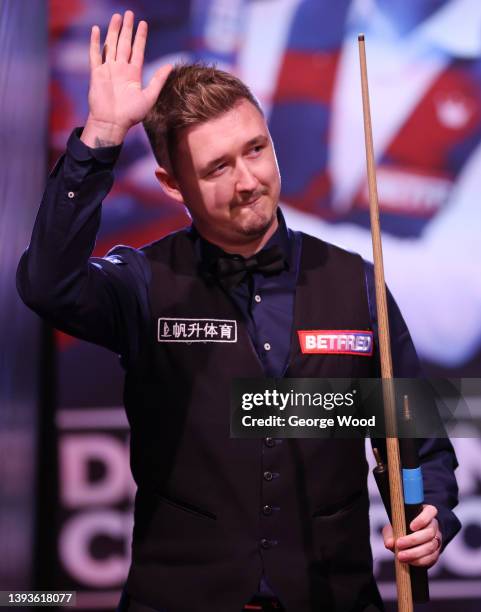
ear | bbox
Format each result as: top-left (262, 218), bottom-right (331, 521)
top-left (155, 166), bottom-right (185, 204)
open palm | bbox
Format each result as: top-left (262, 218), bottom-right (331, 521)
top-left (85, 11), bottom-right (171, 141)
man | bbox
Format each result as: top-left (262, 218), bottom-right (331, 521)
top-left (17, 11), bottom-right (460, 612)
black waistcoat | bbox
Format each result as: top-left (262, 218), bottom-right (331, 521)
top-left (124, 229), bottom-right (384, 612)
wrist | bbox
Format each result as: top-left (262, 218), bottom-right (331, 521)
top-left (80, 116), bottom-right (128, 148)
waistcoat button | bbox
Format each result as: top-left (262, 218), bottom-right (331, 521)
top-left (264, 437), bottom-right (275, 448)
top-left (263, 504), bottom-right (273, 516)
top-left (261, 538), bottom-right (271, 549)
top-left (263, 471), bottom-right (273, 481)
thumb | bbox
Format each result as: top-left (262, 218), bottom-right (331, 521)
top-left (144, 64), bottom-right (173, 109)
top-left (382, 524), bottom-right (395, 550)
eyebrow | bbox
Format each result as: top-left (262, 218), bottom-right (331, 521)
top-left (200, 135), bottom-right (268, 175)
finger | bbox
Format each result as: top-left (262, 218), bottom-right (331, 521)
top-left (131, 20), bottom-right (148, 67)
top-left (143, 64), bottom-right (173, 109)
top-left (382, 524), bottom-right (395, 550)
top-left (104, 13), bottom-right (122, 62)
top-left (406, 551), bottom-right (439, 568)
top-left (397, 536), bottom-right (440, 563)
top-left (89, 25), bottom-right (101, 69)
top-left (410, 504), bottom-right (438, 531)
top-left (117, 10), bottom-right (134, 62)
top-left (397, 521), bottom-right (437, 550)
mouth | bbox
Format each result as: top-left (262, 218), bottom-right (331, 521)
top-left (234, 193), bottom-right (264, 208)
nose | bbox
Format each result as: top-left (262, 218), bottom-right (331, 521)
top-left (235, 159), bottom-right (258, 193)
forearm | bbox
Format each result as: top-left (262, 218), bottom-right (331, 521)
top-left (418, 437), bottom-right (461, 549)
top-left (16, 128), bottom-right (145, 357)
top-left (366, 263), bottom-right (461, 548)
top-left (17, 128), bottom-right (119, 312)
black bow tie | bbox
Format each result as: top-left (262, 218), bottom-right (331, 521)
top-left (214, 245), bottom-right (286, 289)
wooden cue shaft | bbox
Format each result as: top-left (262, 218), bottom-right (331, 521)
top-left (357, 34), bottom-right (413, 612)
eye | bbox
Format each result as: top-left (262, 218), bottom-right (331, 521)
top-left (249, 144), bottom-right (264, 156)
top-left (209, 162), bottom-right (227, 177)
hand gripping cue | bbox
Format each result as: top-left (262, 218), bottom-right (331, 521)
top-left (357, 33), bottom-right (429, 612)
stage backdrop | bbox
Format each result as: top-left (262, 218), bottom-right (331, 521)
top-left (0, 0), bottom-right (49, 593)
top-left (45, 1), bottom-right (481, 610)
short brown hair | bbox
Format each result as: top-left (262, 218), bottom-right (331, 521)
top-left (143, 63), bottom-right (263, 170)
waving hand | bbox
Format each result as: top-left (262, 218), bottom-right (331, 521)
top-left (81, 11), bottom-right (172, 147)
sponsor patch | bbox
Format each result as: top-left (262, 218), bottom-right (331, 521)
top-left (157, 317), bottom-right (237, 343)
top-left (297, 329), bottom-right (373, 356)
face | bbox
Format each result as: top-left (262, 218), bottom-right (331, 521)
top-left (158, 99), bottom-right (281, 253)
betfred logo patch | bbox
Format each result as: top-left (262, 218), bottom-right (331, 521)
top-left (298, 330), bottom-right (373, 356)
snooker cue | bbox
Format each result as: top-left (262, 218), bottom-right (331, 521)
top-left (400, 395), bottom-right (430, 602)
top-left (357, 34), bottom-right (413, 612)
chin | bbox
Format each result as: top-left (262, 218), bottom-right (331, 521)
top-left (237, 213), bottom-right (275, 238)
top-left (235, 203), bottom-right (277, 237)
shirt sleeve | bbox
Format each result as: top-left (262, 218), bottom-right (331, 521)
top-left (364, 260), bottom-right (462, 548)
top-left (16, 128), bottom-right (151, 368)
